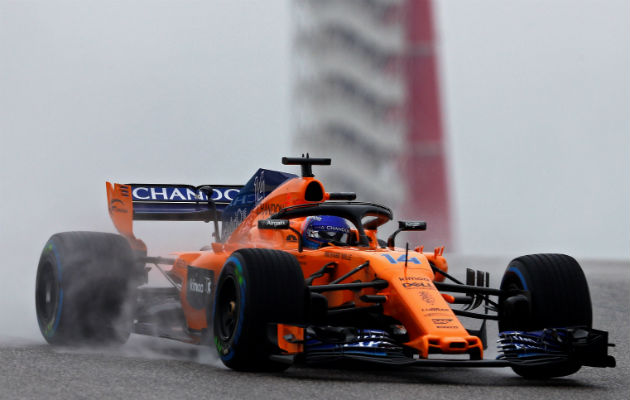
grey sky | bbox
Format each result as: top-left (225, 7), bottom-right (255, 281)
top-left (436, 0), bottom-right (629, 258)
top-left (0, 1), bottom-right (628, 338)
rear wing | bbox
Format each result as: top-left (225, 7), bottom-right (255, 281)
top-left (106, 182), bottom-right (242, 239)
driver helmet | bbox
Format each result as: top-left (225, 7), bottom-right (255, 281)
top-left (302, 215), bottom-right (351, 249)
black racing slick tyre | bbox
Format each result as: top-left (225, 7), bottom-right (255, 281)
top-left (499, 253), bottom-right (592, 379)
top-left (213, 249), bottom-right (307, 372)
top-left (35, 232), bottom-right (137, 345)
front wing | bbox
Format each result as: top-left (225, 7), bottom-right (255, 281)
top-left (299, 326), bottom-right (615, 369)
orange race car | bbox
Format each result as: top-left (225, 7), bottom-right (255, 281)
top-left (35, 156), bottom-right (615, 378)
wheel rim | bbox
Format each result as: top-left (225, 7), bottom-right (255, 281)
top-left (217, 276), bottom-right (239, 341)
top-left (36, 261), bottom-right (59, 326)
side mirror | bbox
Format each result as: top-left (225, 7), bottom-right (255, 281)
top-left (258, 219), bottom-right (303, 252)
top-left (387, 221), bottom-right (427, 248)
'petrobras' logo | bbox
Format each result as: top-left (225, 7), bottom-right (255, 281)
top-left (131, 186), bottom-right (240, 203)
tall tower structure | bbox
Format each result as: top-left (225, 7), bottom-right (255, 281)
top-left (292, 0), bottom-right (450, 248)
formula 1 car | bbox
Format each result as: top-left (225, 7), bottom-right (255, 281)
top-left (35, 156), bottom-right (615, 378)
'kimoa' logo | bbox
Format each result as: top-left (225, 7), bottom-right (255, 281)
top-left (188, 278), bottom-right (211, 294)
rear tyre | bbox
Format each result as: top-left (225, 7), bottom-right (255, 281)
top-left (35, 232), bottom-right (137, 345)
top-left (499, 253), bottom-right (592, 378)
top-left (213, 249), bottom-right (306, 371)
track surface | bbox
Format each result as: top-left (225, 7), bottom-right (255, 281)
top-left (1, 258), bottom-right (628, 400)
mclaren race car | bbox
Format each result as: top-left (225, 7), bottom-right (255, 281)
top-left (35, 156), bottom-right (615, 378)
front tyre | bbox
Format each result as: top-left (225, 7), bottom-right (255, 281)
top-left (499, 253), bottom-right (592, 378)
top-left (213, 249), bottom-right (306, 371)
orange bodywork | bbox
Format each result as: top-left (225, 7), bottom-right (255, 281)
top-left (106, 175), bottom-right (483, 359)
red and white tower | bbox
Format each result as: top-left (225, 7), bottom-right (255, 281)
top-left (293, 0), bottom-right (450, 248)
top-left (402, 0), bottom-right (450, 247)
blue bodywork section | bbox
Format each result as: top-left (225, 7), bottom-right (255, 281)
top-left (221, 169), bottom-right (297, 239)
top-left (497, 329), bottom-right (570, 360)
top-left (124, 170), bottom-right (295, 226)
top-left (133, 203), bottom-right (220, 218)
top-left (497, 327), bottom-right (615, 368)
top-left (305, 329), bottom-right (404, 361)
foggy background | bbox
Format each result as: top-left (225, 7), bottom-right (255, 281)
top-left (1, 0), bottom-right (628, 340)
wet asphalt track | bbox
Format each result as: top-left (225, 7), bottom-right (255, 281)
top-left (1, 258), bottom-right (628, 400)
